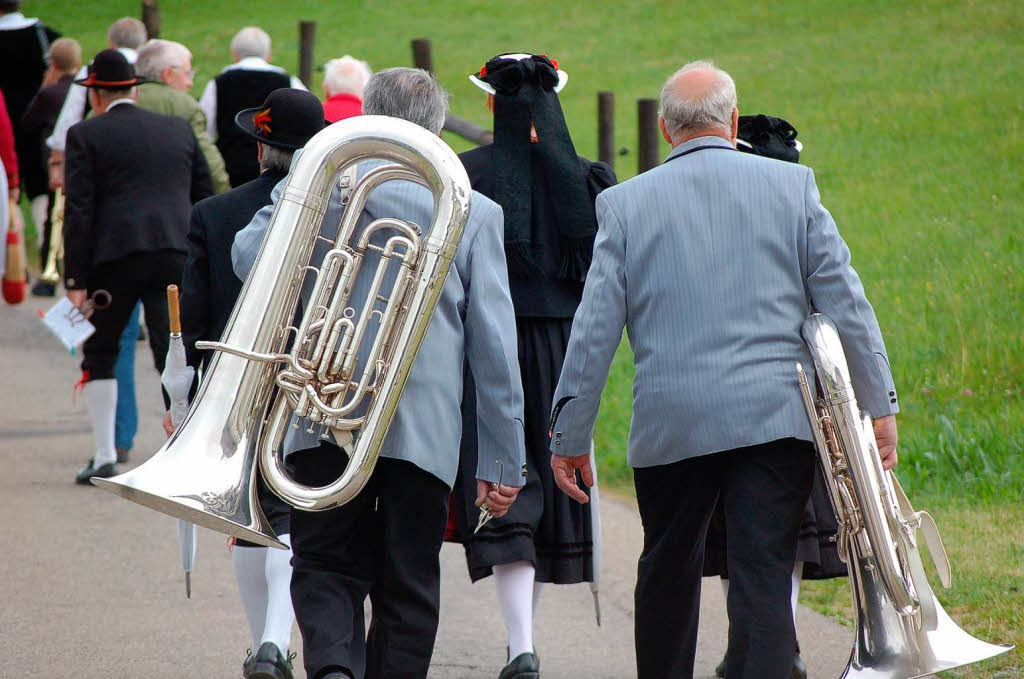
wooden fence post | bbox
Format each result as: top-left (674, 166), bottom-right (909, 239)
top-left (411, 39), bottom-right (434, 74)
top-left (141, 0), bottom-right (161, 38)
top-left (637, 98), bottom-right (660, 174)
top-left (597, 91), bottom-right (615, 170)
top-left (299, 21), bottom-right (316, 88)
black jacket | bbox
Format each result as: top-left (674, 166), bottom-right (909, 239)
top-left (181, 168), bottom-right (286, 368)
top-left (459, 145), bottom-right (616, 318)
top-left (63, 102), bottom-right (214, 289)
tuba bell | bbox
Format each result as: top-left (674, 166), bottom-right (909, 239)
top-left (93, 116), bottom-right (472, 545)
top-left (796, 313), bottom-right (1011, 678)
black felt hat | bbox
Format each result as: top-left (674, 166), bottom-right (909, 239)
top-left (736, 114), bottom-right (803, 163)
top-left (74, 49), bottom-right (147, 89)
top-left (235, 88), bottom-right (326, 151)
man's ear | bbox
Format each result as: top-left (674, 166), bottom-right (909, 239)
top-left (160, 65), bottom-right (174, 86)
top-left (486, 94), bottom-right (495, 114)
top-left (257, 142), bottom-right (265, 164)
top-left (659, 116), bottom-right (673, 145)
top-left (729, 107), bottom-right (739, 145)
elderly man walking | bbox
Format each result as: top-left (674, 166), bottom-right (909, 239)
top-left (232, 67), bottom-right (527, 679)
top-left (199, 26), bottom-right (306, 187)
top-left (134, 39), bottom-right (229, 194)
top-left (547, 60), bottom-right (900, 679)
top-left (64, 50), bottom-right (213, 484)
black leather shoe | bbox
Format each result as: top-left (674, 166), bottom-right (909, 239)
top-left (249, 641), bottom-right (295, 679)
top-left (31, 281), bottom-right (56, 297)
top-left (715, 653), bottom-right (726, 677)
top-left (499, 652), bottom-right (539, 679)
top-left (75, 459), bottom-right (117, 485)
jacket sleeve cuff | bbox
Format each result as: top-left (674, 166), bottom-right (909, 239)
top-left (549, 397), bottom-right (593, 456)
top-left (475, 418), bottom-right (526, 487)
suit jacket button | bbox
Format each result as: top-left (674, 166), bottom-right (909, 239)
top-left (554, 439), bottom-right (561, 446)
top-left (555, 432), bottom-right (562, 438)
top-left (891, 397), bottom-right (897, 404)
top-left (889, 390), bottom-right (896, 396)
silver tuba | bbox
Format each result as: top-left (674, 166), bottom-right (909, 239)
top-left (94, 116), bottom-right (472, 546)
top-left (796, 313), bottom-right (1011, 678)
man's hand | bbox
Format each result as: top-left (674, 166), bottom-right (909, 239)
top-left (475, 479), bottom-right (520, 519)
top-left (66, 289), bottom-right (87, 308)
top-left (551, 452), bottom-right (593, 504)
top-left (48, 152), bottom-right (64, 191)
top-left (162, 411), bottom-right (174, 438)
top-left (873, 415), bottom-right (898, 470)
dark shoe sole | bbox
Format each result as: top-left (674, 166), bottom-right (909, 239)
top-left (249, 665), bottom-right (290, 679)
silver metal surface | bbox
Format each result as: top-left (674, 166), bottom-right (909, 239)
top-left (94, 116), bottom-right (471, 539)
top-left (796, 313), bottom-right (1011, 678)
top-left (39, 188), bottom-right (64, 285)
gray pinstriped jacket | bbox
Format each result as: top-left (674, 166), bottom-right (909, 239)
top-left (550, 135), bottom-right (898, 466)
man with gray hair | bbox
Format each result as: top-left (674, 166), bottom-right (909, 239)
top-left (134, 39), bottom-right (229, 194)
top-left (198, 26), bottom-right (306, 187)
top-left (322, 55), bottom-right (371, 122)
top-left (547, 60), bottom-right (899, 678)
top-left (231, 67), bottom-right (526, 679)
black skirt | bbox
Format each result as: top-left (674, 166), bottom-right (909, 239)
top-left (702, 459), bottom-right (847, 580)
top-left (450, 317), bottom-right (594, 584)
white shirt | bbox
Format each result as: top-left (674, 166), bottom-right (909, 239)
top-left (106, 98), bottom-right (136, 110)
top-left (0, 12), bottom-right (39, 30)
top-left (46, 47), bottom-right (138, 152)
top-left (198, 56), bottom-right (307, 138)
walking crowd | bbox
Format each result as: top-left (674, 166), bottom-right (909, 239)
top-left (2, 3), bottom-right (904, 679)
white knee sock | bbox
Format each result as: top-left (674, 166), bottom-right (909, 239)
top-left (791, 561), bottom-right (803, 626)
top-left (31, 194), bottom-right (49, 245)
top-left (261, 533), bottom-right (295, 654)
top-left (84, 379), bottom-right (117, 466)
top-left (532, 581), bottom-right (544, 619)
top-left (233, 546), bottom-right (269, 650)
top-left (720, 576), bottom-right (729, 601)
top-left (493, 561), bottom-right (535, 662)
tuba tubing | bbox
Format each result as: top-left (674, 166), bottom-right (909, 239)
top-left (796, 313), bottom-right (1011, 678)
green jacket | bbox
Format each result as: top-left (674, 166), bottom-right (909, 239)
top-left (136, 82), bottom-right (230, 194)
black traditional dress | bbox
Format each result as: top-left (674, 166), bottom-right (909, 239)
top-left (446, 55), bottom-right (616, 584)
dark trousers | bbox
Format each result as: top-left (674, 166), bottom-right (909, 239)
top-left (81, 251), bottom-right (185, 390)
top-left (632, 438), bottom-right (814, 679)
top-left (290, 444), bottom-right (450, 679)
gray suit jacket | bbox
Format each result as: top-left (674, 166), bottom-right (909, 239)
top-left (232, 160), bottom-right (526, 488)
top-left (550, 136), bottom-right (898, 468)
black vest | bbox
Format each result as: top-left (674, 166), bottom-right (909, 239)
top-left (214, 68), bottom-right (291, 187)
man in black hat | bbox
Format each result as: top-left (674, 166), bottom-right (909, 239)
top-left (172, 87), bottom-right (324, 679)
top-left (64, 49), bottom-right (213, 484)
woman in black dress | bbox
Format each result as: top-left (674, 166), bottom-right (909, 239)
top-left (448, 53), bottom-right (616, 679)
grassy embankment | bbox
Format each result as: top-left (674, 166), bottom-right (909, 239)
top-left (30, 1), bottom-right (1022, 675)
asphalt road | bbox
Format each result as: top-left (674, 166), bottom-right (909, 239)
top-left (1, 293), bottom-right (856, 678)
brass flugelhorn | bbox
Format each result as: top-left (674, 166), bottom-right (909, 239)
top-left (39, 188), bottom-right (64, 286)
top-left (796, 314), bottom-right (1011, 678)
top-left (93, 116), bottom-right (471, 546)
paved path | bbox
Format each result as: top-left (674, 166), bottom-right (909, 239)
top-left (1, 294), bottom-right (855, 677)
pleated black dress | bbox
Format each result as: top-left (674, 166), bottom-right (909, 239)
top-left (448, 144), bottom-right (616, 583)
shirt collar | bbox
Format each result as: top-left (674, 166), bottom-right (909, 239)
top-left (224, 56), bottom-right (285, 74)
top-left (107, 98), bottom-right (136, 110)
top-left (665, 135), bottom-right (734, 162)
top-left (0, 12), bottom-right (38, 30)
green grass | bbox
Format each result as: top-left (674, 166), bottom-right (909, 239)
top-left (30, 0), bottom-right (1022, 673)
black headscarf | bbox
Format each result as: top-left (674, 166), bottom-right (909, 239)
top-left (477, 54), bottom-right (597, 281)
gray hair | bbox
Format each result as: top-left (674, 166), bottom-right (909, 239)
top-left (659, 60), bottom-right (737, 140)
top-left (230, 27), bottom-right (272, 60)
top-left (259, 143), bottom-right (294, 173)
top-left (323, 55), bottom-right (372, 98)
top-left (363, 68), bottom-right (448, 135)
top-left (107, 17), bottom-right (147, 50)
top-left (135, 39), bottom-right (191, 81)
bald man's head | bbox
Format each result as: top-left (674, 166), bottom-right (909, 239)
top-left (659, 60), bottom-right (737, 145)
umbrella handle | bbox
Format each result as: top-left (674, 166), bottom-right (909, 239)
top-left (167, 285), bottom-right (181, 335)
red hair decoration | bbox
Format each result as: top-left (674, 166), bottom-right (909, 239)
top-left (253, 107), bottom-right (272, 134)
top-left (542, 54), bottom-right (559, 71)
top-left (478, 65), bottom-right (487, 77)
